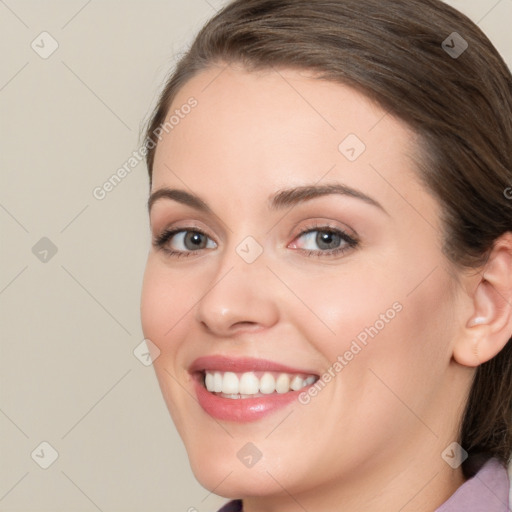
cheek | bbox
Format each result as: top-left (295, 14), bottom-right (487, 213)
top-left (140, 257), bottom-right (191, 353)
top-left (140, 257), bottom-right (199, 427)
top-left (282, 265), bottom-right (403, 358)
top-left (286, 258), bottom-right (455, 399)
top-left (140, 261), bottom-right (166, 344)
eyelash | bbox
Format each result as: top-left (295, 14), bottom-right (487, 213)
top-left (153, 223), bottom-right (359, 259)
top-left (290, 223), bottom-right (359, 258)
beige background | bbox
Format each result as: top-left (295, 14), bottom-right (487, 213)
top-left (1, 1), bottom-right (511, 511)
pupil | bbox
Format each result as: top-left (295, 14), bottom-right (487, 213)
top-left (186, 232), bottom-right (205, 249)
top-left (317, 231), bottom-right (340, 250)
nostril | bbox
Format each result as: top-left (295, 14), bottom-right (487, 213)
top-left (233, 321), bottom-right (258, 329)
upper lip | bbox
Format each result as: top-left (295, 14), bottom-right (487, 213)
top-left (189, 355), bottom-right (319, 376)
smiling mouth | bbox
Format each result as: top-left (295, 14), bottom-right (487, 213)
top-left (201, 370), bottom-right (318, 399)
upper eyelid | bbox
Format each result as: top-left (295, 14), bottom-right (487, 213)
top-left (149, 205), bottom-right (231, 236)
top-left (155, 220), bottom-right (213, 237)
top-left (291, 220), bottom-right (358, 241)
top-left (154, 225), bottom-right (212, 243)
top-left (157, 222), bottom-right (351, 238)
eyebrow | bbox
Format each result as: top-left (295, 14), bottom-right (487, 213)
top-left (147, 183), bottom-right (386, 214)
top-left (148, 188), bottom-right (212, 214)
top-left (268, 183), bottom-right (386, 213)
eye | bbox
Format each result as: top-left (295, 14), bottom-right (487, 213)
top-left (289, 226), bottom-right (358, 257)
top-left (153, 228), bottom-right (217, 257)
top-left (153, 225), bottom-right (358, 259)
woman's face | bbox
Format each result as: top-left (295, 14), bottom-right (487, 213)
top-left (141, 66), bottom-right (472, 502)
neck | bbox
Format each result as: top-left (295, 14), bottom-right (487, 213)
top-left (241, 444), bottom-right (467, 512)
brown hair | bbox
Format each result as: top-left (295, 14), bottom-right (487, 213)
top-left (144, 0), bottom-right (512, 477)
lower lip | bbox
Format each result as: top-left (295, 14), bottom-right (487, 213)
top-left (193, 375), bottom-right (306, 422)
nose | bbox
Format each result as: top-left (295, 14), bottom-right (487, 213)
top-left (195, 251), bottom-right (280, 337)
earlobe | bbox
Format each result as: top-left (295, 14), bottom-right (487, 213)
top-left (453, 325), bottom-right (488, 367)
top-left (452, 233), bottom-right (512, 368)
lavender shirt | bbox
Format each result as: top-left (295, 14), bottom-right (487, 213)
top-left (217, 458), bottom-right (510, 512)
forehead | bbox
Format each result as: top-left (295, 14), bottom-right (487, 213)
top-left (151, 65), bottom-right (425, 215)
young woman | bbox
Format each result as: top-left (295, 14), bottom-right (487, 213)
top-left (140, 0), bottom-right (512, 510)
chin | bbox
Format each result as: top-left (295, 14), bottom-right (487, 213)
top-left (188, 454), bottom-right (285, 499)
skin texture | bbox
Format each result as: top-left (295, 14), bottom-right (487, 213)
top-left (140, 65), bottom-right (512, 512)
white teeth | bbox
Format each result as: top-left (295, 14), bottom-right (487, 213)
top-left (275, 373), bottom-right (290, 394)
top-left (222, 372), bottom-right (239, 394)
top-left (205, 372), bottom-right (214, 391)
top-left (213, 372), bottom-right (223, 392)
top-left (239, 372), bottom-right (259, 394)
top-left (259, 373), bottom-right (276, 394)
top-left (305, 376), bottom-right (316, 386)
top-left (203, 370), bottom-right (317, 396)
top-left (290, 375), bottom-right (304, 391)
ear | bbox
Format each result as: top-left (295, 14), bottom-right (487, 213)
top-left (453, 232), bottom-right (512, 367)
